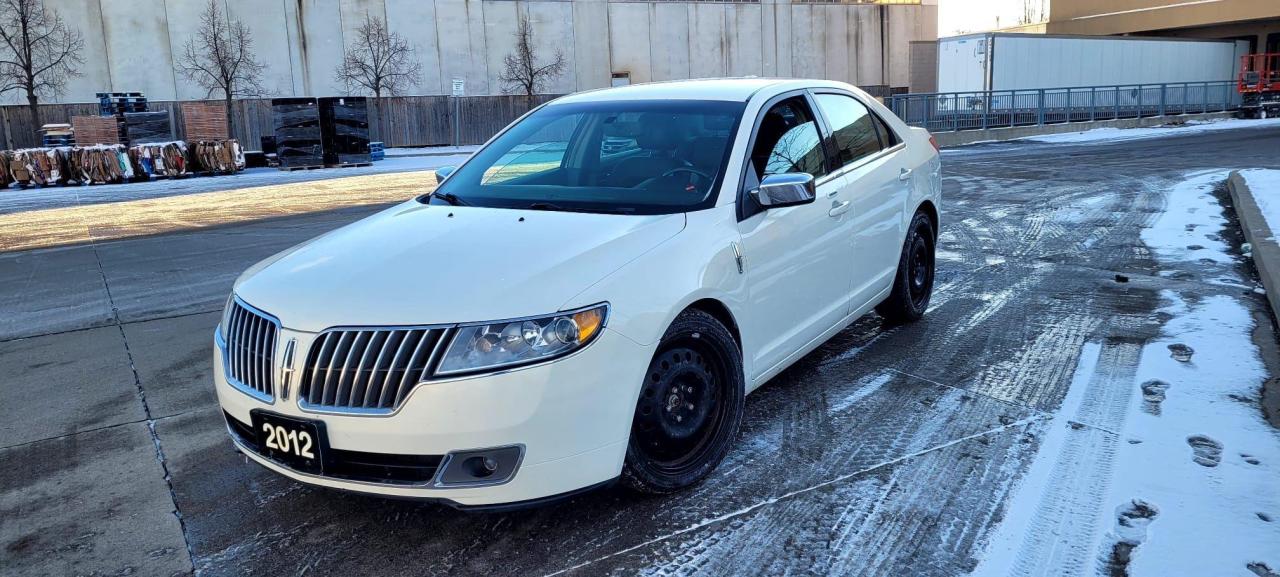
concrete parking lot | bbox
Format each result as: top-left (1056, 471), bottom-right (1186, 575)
top-left (3, 125), bottom-right (1279, 576)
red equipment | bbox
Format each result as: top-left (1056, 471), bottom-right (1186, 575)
top-left (1238, 53), bottom-right (1280, 119)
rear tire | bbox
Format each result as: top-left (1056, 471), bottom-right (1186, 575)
top-left (875, 210), bottom-right (936, 324)
top-left (621, 309), bottom-right (744, 494)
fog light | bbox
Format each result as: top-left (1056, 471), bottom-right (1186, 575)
top-left (435, 445), bottom-right (523, 487)
top-left (464, 456), bottom-right (499, 478)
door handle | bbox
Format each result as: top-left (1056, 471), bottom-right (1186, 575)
top-left (828, 200), bottom-right (851, 217)
top-left (898, 168), bottom-right (913, 181)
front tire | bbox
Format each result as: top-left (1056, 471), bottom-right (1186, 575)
top-left (622, 309), bottom-right (744, 494)
top-left (876, 210), bottom-right (936, 324)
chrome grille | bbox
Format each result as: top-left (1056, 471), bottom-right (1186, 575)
top-left (224, 300), bottom-right (279, 400)
top-left (298, 328), bottom-right (448, 412)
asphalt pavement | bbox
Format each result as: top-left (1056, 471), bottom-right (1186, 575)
top-left (3, 125), bottom-right (1279, 576)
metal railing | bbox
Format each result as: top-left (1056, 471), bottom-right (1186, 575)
top-left (886, 81), bottom-right (1242, 133)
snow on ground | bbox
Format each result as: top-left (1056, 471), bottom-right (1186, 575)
top-left (1140, 170), bottom-right (1237, 266)
top-left (1114, 291), bottom-right (1279, 577)
top-left (385, 146), bottom-right (477, 158)
top-left (1240, 169), bottom-right (1280, 237)
top-left (1023, 117), bottom-right (1280, 144)
top-left (972, 171), bottom-right (1280, 577)
top-left (0, 154), bottom-right (469, 216)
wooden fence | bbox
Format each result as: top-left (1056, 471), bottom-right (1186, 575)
top-left (0, 94), bottom-right (562, 150)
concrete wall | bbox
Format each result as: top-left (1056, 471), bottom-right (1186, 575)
top-left (909, 40), bottom-right (937, 93)
top-left (1048, 0), bottom-right (1278, 37)
top-left (8, 0), bottom-right (937, 104)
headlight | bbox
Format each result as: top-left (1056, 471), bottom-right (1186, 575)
top-left (436, 304), bottom-right (608, 376)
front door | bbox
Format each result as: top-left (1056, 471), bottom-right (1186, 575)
top-left (736, 94), bottom-right (855, 381)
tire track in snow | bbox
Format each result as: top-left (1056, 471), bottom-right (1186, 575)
top-left (975, 337), bottom-right (1144, 577)
top-left (558, 416), bottom-right (1045, 577)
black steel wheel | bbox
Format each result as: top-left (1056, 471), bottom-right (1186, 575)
top-left (876, 210), bottom-right (936, 324)
top-left (622, 309), bottom-right (744, 494)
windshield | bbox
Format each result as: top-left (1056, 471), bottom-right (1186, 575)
top-left (429, 100), bottom-right (745, 214)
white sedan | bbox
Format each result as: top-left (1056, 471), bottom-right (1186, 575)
top-left (214, 78), bottom-right (941, 508)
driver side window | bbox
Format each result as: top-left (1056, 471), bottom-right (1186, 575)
top-left (747, 97), bottom-right (827, 187)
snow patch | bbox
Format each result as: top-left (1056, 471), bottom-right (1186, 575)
top-left (1140, 170), bottom-right (1237, 266)
top-left (1024, 117), bottom-right (1280, 144)
top-left (827, 372), bottom-right (893, 415)
top-left (973, 170), bottom-right (1280, 577)
top-left (1114, 292), bottom-right (1280, 577)
top-left (1239, 169), bottom-right (1280, 238)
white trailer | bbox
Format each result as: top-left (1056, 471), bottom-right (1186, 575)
top-left (938, 33), bottom-right (1250, 93)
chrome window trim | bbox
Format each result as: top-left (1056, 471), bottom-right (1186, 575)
top-left (826, 142), bottom-right (906, 181)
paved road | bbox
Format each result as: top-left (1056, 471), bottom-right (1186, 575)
top-left (3, 125), bottom-right (1279, 576)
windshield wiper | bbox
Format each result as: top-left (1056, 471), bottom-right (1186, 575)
top-left (432, 192), bottom-right (469, 206)
top-left (526, 202), bottom-right (635, 215)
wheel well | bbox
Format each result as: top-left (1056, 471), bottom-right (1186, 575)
top-left (685, 298), bottom-right (741, 350)
top-left (917, 200), bottom-right (939, 237)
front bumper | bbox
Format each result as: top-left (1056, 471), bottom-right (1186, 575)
top-left (214, 326), bottom-right (652, 506)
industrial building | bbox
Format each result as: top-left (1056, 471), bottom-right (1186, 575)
top-left (5, 0), bottom-right (938, 104)
top-left (949, 0), bottom-right (1278, 54)
top-left (1046, 0), bottom-right (1278, 54)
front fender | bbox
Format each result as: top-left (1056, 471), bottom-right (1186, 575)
top-left (560, 205), bottom-right (751, 371)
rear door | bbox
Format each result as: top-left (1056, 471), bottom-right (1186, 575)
top-left (812, 91), bottom-right (910, 309)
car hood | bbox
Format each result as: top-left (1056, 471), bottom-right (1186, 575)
top-left (234, 201), bottom-right (685, 332)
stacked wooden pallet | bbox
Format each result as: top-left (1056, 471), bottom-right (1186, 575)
top-left (40, 124), bottom-right (74, 147)
top-left (123, 112), bottom-right (171, 144)
top-left (181, 102), bottom-right (229, 141)
top-left (71, 115), bottom-right (124, 145)
top-left (97, 92), bottom-right (147, 116)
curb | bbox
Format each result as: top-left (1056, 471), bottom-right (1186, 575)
top-left (1227, 170), bottom-right (1280, 325)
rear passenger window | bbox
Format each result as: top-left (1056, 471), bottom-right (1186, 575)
top-left (814, 93), bottom-right (882, 168)
top-left (872, 114), bottom-right (899, 147)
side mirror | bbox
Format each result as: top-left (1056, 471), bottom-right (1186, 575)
top-left (750, 173), bottom-right (817, 209)
top-left (435, 165), bottom-right (457, 184)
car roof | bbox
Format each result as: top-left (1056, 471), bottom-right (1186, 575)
top-left (549, 77), bottom-right (854, 104)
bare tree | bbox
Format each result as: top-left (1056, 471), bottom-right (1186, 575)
top-left (1018, 0), bottom-right (1046, 25)
top-left (498, 15), bottom-right (565, 97)
top-left (0, 0), bottom-right (83, 128)
top-left (176, 0), bottom-right (265, 138)
top-left (335, 15), bottom-right (421, 99)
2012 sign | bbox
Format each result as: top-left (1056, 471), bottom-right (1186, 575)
top-left (262, 422), bottom-right (315, 459)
